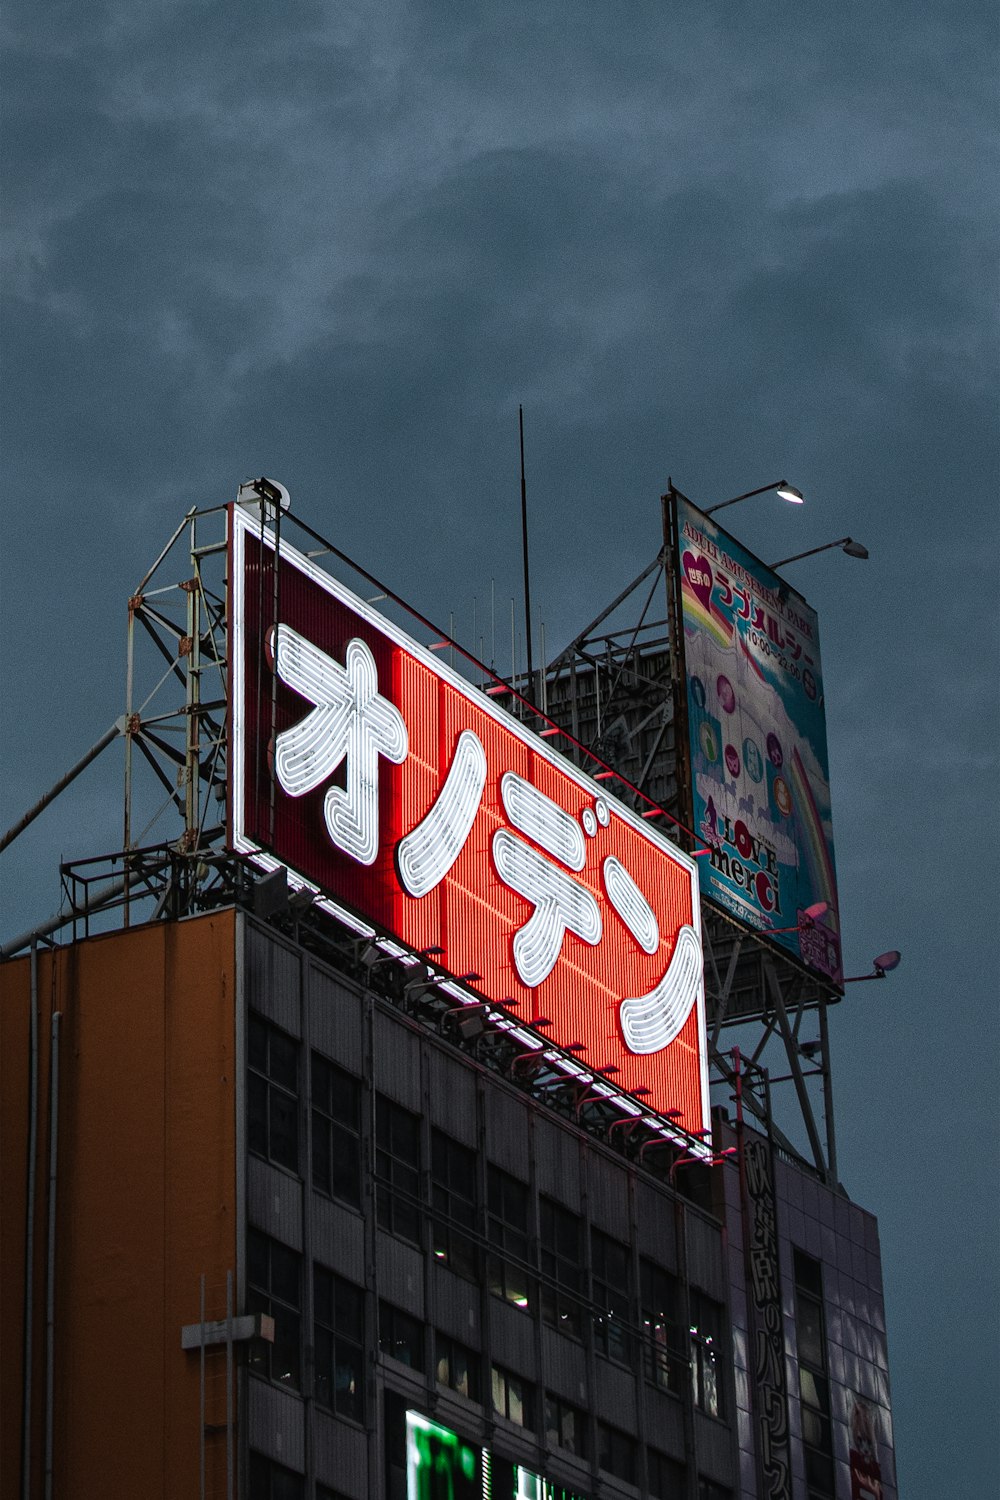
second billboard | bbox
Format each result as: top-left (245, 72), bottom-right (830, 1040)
top-left (667, 494), bottom-right (842, 985)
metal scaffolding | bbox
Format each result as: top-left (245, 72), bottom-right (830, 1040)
top-left (1, 489), bottom-right (844, 1187)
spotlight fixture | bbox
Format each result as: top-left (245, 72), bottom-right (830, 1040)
top-left (844, 950), bottom-right (902, 983)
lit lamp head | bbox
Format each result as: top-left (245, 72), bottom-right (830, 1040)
top-left (775, 483), bottom-right (805, 504)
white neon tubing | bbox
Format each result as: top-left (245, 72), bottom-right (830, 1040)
top-left (396, 730), bottom-right (487, 897)
top-left (500, 772), bottom-right (586, 871)
top-left (492, 828), bottom-right (602, 987)
top-left (602, 855), bottom-right (660, 955)
top-left (272, 627), bottom-right (407, 866)
top-left (619, 925), bottom-right (702, 1054)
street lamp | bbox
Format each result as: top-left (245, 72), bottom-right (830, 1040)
top-left (703, 479), bottom-right (805, 516)
top-left (771, 537), bottom-right (869, 568)
top-left (844, 950), bottom-right (901, 983)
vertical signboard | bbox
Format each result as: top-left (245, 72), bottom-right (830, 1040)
top-left (743, 1136), bottom-right (792, 1500)
top-left (228, 504), bottom-right (711, 1143)
top-left (666, 495), bottom-right (842, 984)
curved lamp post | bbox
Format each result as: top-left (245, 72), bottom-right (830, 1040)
top-left (771, 537), bottom-right (869, 568)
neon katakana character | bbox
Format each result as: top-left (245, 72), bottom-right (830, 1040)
top-left (270, 627), bottom-right (408, 865)
top-left (492, 772), bottom-right (602, 987)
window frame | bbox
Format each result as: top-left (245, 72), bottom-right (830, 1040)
top-left (247, 1229), bottom-right (302, 1391)
top-left (640, 1257), bottom-right (686, 1396)
top-left (375, 1094), bottom-right (422, 1246)
top-left (310, 1052), bottom-right (362, 1210)
top-left (434, 1330), bottom-right (481, 1402)
top-left (313, 1263), bottom-right (365, 1424)
top-left (591, 1226), bottom-right (632, 1365)
top-left (491, 1363), bottom-right (534, 1430)
top-left (539, 1197), bottom-right (583, 1340)
top-left (247, 1013), bottom-right (300, 1176)
top-left (430, 1128), bottom-right (479, 1281)
top-left (378, 1298), bottom-right (425, 1372)
top-left (545, 1391), bottom-right (589, 1458)
top-left (689, 1288), bottom-right (725, 1420)
top-left (487, 1164), bottom-right (533, 1312)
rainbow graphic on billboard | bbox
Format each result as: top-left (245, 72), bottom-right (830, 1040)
top-left (670, 496), bottom-right (843, 986)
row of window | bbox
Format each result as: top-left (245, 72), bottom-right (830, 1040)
top-left (248, 1224), bottom-right (724, 1489)
top-left (252, 1448), bottom-right (729, 1500)
top-left (249, 1018), bottom-right (725, 1416)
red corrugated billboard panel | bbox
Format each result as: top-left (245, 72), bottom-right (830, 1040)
top-left (229, 505), bottom-right (710, 1142)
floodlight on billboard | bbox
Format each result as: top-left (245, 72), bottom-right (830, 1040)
top-left (666, 494), bottom-right (842, 985)
top-left (228, 504), bottom-right (710, 1146)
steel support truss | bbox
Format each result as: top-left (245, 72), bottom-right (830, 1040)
top-left (2, 491), bottom-right (843, 1187)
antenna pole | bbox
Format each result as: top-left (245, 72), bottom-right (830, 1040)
top-left (519, 405), bottom-right (535, 703)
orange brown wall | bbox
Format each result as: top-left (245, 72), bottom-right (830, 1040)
top-left (1, 910), bottom-right (238, 1499)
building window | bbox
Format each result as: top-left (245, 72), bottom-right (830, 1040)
top-left (487, 1165), bottom-right (533, 1311)
top-left (540, 1198), bottom-right (582, 1339)
top-left (794, 1250), bottom-right (835, 1499)
top-left (697, 1481), bottom-right (733, 1500)
top-left (431, 1129), bottom-right (478, 1280)
top-left (648, 1449), bottom-right (686, 1499)
top-left (435, 1331), bottom-right (481, 1401)
top-left (690, 1290), bottom-right (725, 1419)
top-left (640, 1258), bottom-right (684, 1395)
top-left (311, 1053), bottom-right (361, 1209)
top-left (248, 1453), bottom-right (304, 1500)
top-left (597, 1422), bottom-right (636, 1483)
top-left (491, 1364), bottom-right (534, 1429)
top-left (591, 1228), bottom-right (631, 1364)
top-left (379, 1299), bottom-right (424, 1371)
top-left (247, 1230), bottom-right (301, 1389)
top-left (248, 1014), bottom-right (299, 1174)
top-left (545, 1393), bottom-right (588, 1458)
top-left (313, 1265), bottom-right (365, 1423)
top-left (375, 1094), bottom-right (422, 1245)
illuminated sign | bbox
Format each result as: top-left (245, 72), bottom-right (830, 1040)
top-left (667, 495), bottom-right (842, 985)
top-left (229, 505), bottom-right (709, 1141)
top-left (405, 1411), bottom-right (587, 1500)
top-left (405, 1412), bottom-right (482, 1499)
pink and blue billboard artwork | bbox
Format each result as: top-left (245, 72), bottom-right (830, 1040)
top-left (668, 495), bottom-right (842, 986)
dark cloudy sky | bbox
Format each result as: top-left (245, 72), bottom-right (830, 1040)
top-left (3, 2), bottom-right (997, 1492)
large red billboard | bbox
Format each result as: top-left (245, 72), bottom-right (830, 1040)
top-left (229, 505), bottom-right (710, 1143)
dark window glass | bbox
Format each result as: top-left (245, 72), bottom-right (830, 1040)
top-left (435, 1330), bottom-right (481, 1401)
top-left (640, 1258), bottom-right (685, 1395)
top-left (311, 1053), bottom-right (361, 1209)
top-left (487, 1165), bottom-right (533, 1312)
top-left (690, 1289), bottom-right (724, 1418)
top-left (648, 1449), bottom-right (686, 1499)
top-left (591, 1228), bottom-right (631, 1364)
top-left (431, 1129), bottom-right (478, 1280)
top-left (247, 1230), bottom-right (301, 1389)
top-left (545, 1393), bottom-right (588, 1458)
top-left (540, 1198), bottom-right (582, 1339)
top-left (248, 1014), bottom-right (299, 1173)
top-left (491, 1364), bottom-right (534, 1429)
top-left (697, 1481), bottom-right (733, 1500)
top-left (794, 1250), bottom-right (834, 1498)
top-left (375, 1095), bottom-right (421, 1245)
top-left (314, 1265), bottom-right (365, 1423)
top-left (597, 1422), bottom-right (635, 1483)
top-left (379, 1300), bottom-right (424, 1371)
top-left (248, 1452), bottom-right (305, 1500)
